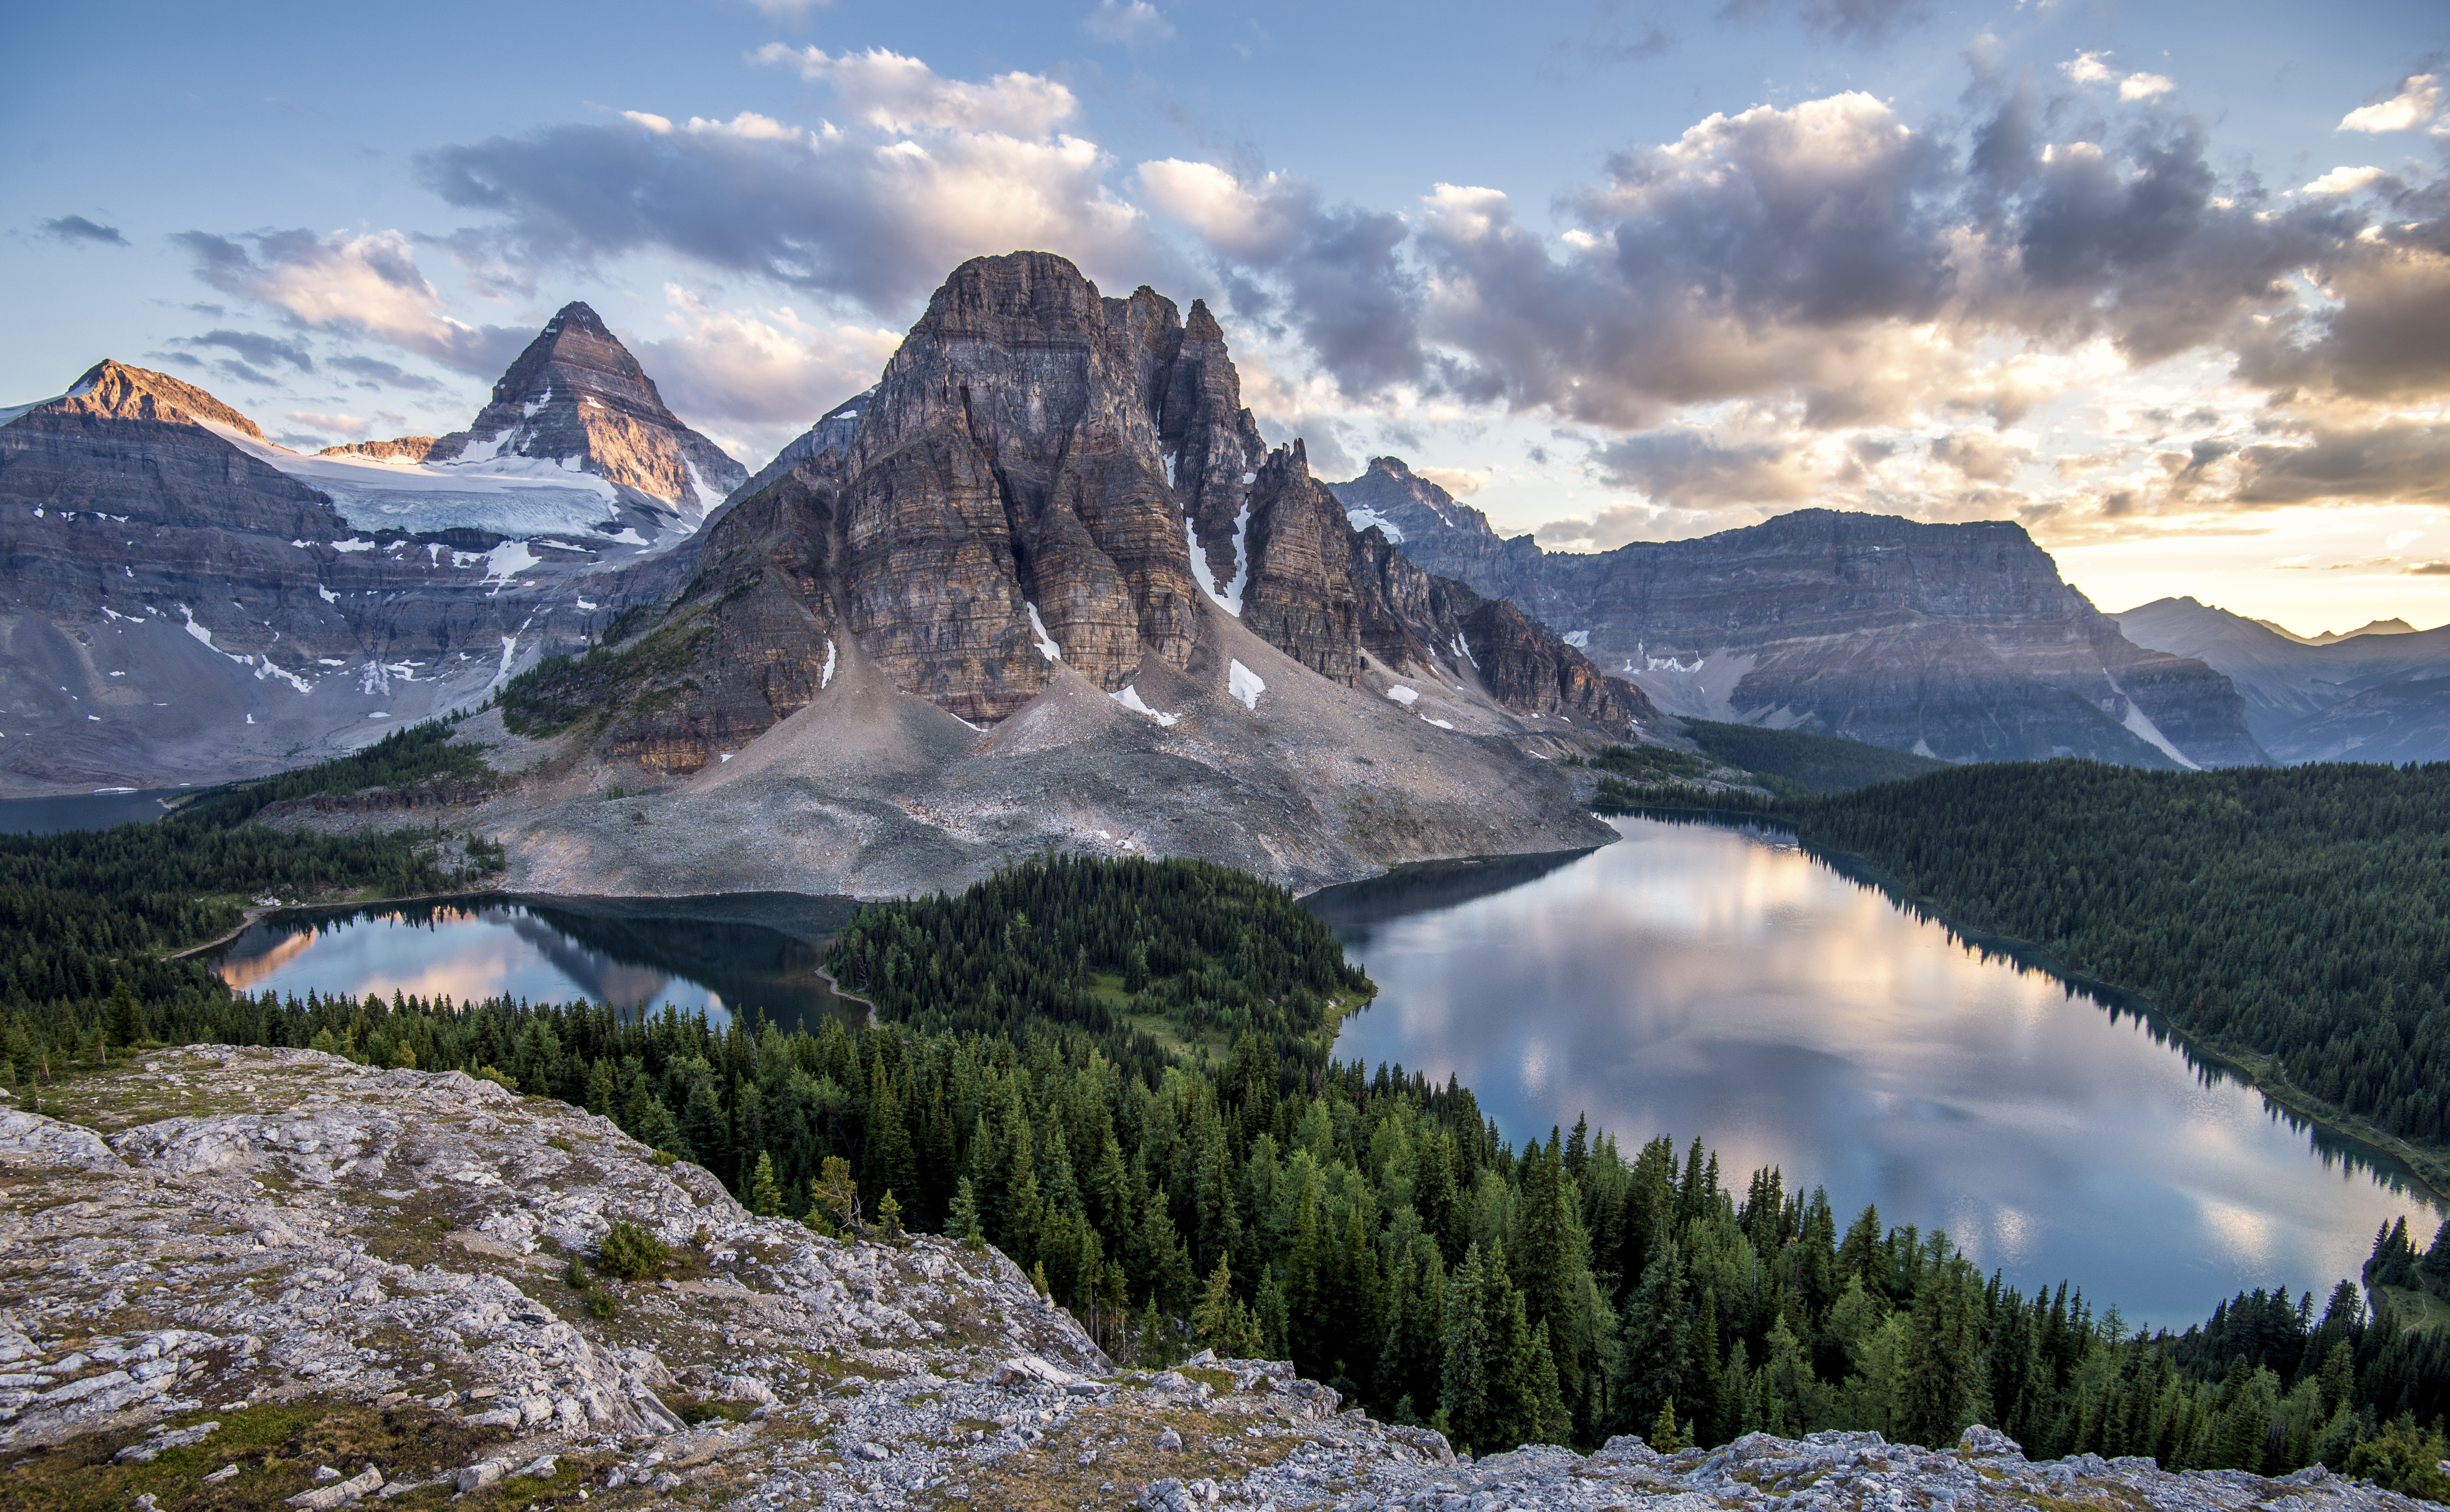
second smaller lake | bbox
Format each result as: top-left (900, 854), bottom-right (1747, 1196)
top-left (213, 893), bottom-right (868, 1033)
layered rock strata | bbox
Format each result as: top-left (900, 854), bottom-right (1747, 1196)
top-left (562, 251), bottom-right (1648, 773)
top-left (1330, 464), bottom-right (2263, 769)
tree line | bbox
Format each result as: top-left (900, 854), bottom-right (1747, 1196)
top-left (1780, 761), bottom-right (2450, 1159)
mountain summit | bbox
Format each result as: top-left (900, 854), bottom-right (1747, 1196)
top-left (415, 302), bottom-right (745, 509)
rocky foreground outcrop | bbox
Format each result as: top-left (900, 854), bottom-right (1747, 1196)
top-left (4, 1048), bottom-right (2431, 1512)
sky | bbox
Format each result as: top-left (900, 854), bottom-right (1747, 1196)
top-left (4, 0), bottom-right (2446, 633)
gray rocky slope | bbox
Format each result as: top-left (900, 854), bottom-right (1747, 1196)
top-left (1328, 459), bottom-right (2267, 770)
top-left (5, 1048), bottom-right (2432, 1512)
top-left (0, 308), bottom-right (740, 797)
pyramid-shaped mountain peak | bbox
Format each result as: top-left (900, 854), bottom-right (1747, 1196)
top-left (424, 301), bottom-right (746, 509)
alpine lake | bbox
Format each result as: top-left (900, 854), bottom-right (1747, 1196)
top-left (178, 809), bottom-right (2443, 1329)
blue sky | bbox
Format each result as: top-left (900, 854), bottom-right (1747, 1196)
top-left (6, 0), bottom-right (2447, 629)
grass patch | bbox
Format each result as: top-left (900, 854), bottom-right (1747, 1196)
top-left (2, 1399), bottom-right (503, 1512)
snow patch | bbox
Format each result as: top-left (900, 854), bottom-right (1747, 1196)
top-left (484, 635), bottom-right (519, 695)
top-left (329, 538), bottom-right (376, 553)
top-left (1911, 737), bottom-right (1937, 758)
top-left (1561, 630), bottom-right (1590, 648)
top-left (1419, 714), bottom-right (1456, 730)
top-left (1342, 506), bottom-right (1406, 544)
top-left (479, 540), bottom-right (541, 588)
top-left (1110, 686), bottom-right (1181, 726)
top-left (1451, 632), bottom-right (1477, 668)
top-left (1025, 601), bottom-right (1061, 661)
top-left (1385, 685), bottom-right (1420, 706)
top-left (2104, 674), bottom-right (2202, 770)
top-left (575, 597), bottom-right (597, 612)
top-left (1162, 453), bottom-right (1177, 489)
top-left (1228, 659), bottom-right (1265, 711)
top-left (316, 585), bottom-right (338, 604)
top-left (820, 637), bottom-right (837, 690)
top-left (1184, 504), bottom-right (1252, 617)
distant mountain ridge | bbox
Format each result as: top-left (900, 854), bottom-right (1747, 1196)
top-left (2113, 596), bottom-right (2450, 763)
top-left (1327, 460), bottom-right (2265, 770)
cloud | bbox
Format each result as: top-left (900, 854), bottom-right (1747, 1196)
top-left (744, 0), bottom-right (830, 18)
top-left (38, 214), bottom-right (127, 247)
top-left (2061, 53), bottom-right (2176, 105)
top-left (2340, 75), bottom-right (2441, 133)
top-left (2407, 561), bottom-right (2450, 576)
top-left (420, 83), bottom-right (1166, 316)
top-left (173, 329), bottom-right (315, 372)
top-left (753, 45), bottom-right (1078, 137)
top-left (1137, 160), bottom-right (1426, 398)
top-left (2233, 419), bottom-right (2450, 505)
top-left (327, 354), bottom-right (447, 393)
top-left (2300, 165), bottom-right (2389, 197)
top-left (287, 410), bottom-right (369, 437)
top-left (637, 285), bottom-right (904, 461)
top-left (173, 228), bottom-right (529, 375)
top-left (1587, 427), bottom-right (1820, 508)
top-left (1719, 0), bottom-right (1933, 47)
top-left (1083, 0), bottom-right (1172, 44)
top-left (1414, 465), bottom-right (1487, 498)
top-left (1930, 430), bottom-right (2034, 483)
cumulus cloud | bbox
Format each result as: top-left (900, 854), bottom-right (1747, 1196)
top-left (1587, 426), bottom-right (1821, 507)
top-left (2340, 75), bottom-right (2441, 133)
top-left (637, 285), bottom-right (904, 461)
top-left (39, 214), bottom-right (127, 247)
top-left (2061, 53), bottom-right (2176, 103)
top-left (753, 46), bottom-right (1078, 137)
top-left (172, 228), bottom-right (529, 375)
top-left (1137, 160), bottom-right (1425, 399)
top-left (1414, 465), bottom-right (1487, 498)
top-left (2301, 165), bottom-right (2389, 196)
top-left (419, 70), bottom-right (1166, 316)
top-left (1930, 430), bottom-right (2035, 483)
top-left (1083, 0), bottom-right (1172, 44)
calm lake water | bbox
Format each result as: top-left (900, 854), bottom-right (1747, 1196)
top-left (0, 787), bottom-right (184, 834)
top-left (213, 894), bottom-right (867, 1034)
top-left (1317, 815), bottom-right (2443, 1328)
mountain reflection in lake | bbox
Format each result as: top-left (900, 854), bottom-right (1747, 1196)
top-left (213, 894), bottom-right (865, 1034)
top-left (1315, 815), bottom-right (2442, 1328)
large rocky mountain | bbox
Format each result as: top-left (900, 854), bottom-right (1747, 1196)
top-left (1327, 459), bottom-right (2266, 769)
top-left (475, 252), bottom-right (1632, 897)
top-left (0, 307), bottom-right (736, 795)
top-left (2113, 596), bottom-right (2450, 762)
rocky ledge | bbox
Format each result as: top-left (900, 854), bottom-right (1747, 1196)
top-left (1, 1048), bottom-right (2431, 1512)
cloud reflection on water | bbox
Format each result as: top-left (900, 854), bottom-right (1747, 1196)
top-left (1324, 816), bottom-right (2441, 1326)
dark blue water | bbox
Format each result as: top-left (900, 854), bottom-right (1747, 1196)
top-left (0, 786), bottom-right (185, 834)
top-left (1316, 815), bottom-right (2441, 1328)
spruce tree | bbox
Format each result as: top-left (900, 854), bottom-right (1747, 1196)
top-left (1440, 1242), bottom-right (1495, 1455)
top-left (947, 1177), bottom-right (985, 1246)
top-left (748, 1151), bottom-right (784, 1218)
top-left (1608, 1233), bottom-right (1688, 1437)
